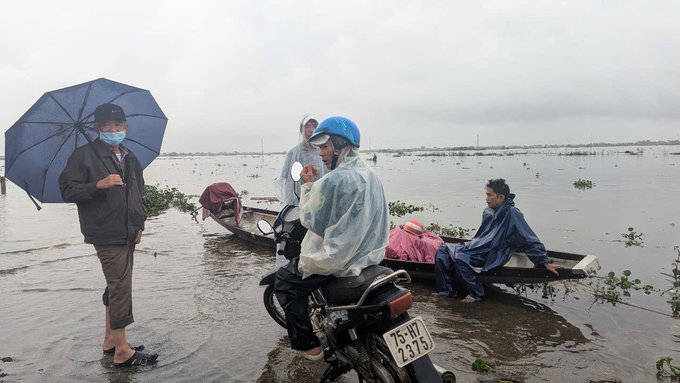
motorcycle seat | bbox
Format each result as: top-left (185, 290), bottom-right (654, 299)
top-left (322, 265), bottom-right (393, 305)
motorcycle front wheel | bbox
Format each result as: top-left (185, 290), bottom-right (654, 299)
top-left (263, 284), bottom-right (287, 329)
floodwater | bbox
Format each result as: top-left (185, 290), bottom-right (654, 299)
top-left (1, 145), bottom-right (679, 382)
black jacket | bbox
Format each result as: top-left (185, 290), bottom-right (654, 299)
top-left (59, 139), bottom-right (146, 245)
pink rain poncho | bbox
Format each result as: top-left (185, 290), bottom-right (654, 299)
top-left (385, 226), bottom-right (445, 263)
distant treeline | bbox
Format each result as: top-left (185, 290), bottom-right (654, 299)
top-left (373, 139), bottom-right (680, 154)
top-left (159, 150), bottom-right (286, 157)
top-left (150, 139), bottom-right (679, 157)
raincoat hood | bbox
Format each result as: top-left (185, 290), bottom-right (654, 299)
top-left (273, 113), bottom-right (327, 206)
top-left (300, 114), bottom-right (318, 136)
top-left (297, 153), bottom-right (389, 278)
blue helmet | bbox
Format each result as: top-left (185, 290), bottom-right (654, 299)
top-left (308, 116), bottom-right (360, 149)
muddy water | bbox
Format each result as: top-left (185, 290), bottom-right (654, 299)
top-left (1, 146), bottom-right (679, 382)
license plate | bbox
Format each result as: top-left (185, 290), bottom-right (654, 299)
top-left (382, 317), bottom-right (435, 367)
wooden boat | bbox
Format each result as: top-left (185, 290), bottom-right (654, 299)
top-left (211, 207), bottom-right (599, 284)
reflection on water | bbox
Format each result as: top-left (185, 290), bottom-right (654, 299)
top-left (1, 146), bottom-right (679, 382)
top-left (407, 282), bottom-right (593, 382)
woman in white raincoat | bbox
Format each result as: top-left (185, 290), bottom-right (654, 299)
top-left (273, 116), bottom-right (389, 359)
top-left (273, 114), bottom-right (327, 206)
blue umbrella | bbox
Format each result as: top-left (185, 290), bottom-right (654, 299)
top-left (4, 78), bottom-right (167, 208)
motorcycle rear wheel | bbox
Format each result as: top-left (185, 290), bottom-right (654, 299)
top-left (363, 332), bottom-right (411, 383)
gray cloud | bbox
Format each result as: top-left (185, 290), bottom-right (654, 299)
top-left (1, 0), bottom-right (679, 155)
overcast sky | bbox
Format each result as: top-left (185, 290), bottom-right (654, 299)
top-left (1, 0), bottom-right (679, 155)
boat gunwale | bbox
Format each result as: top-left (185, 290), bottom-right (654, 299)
top-left (210, 206), bottom-right (595, 281)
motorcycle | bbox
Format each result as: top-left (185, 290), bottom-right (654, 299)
top-left (257, 162), bottom-right (456, 383)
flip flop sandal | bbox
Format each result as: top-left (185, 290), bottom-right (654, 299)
top-left (113, 351), bottom-right (159, 367)
top-left (103, 344), bottom-right (145, 354)
top-left (461, 294), bottom-right (480, 302)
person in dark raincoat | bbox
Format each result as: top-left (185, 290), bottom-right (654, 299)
top-left (434, 179), bottom-right (564, 302)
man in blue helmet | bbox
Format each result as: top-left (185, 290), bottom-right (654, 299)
top-left (274, 116), bottom-right (389, 360)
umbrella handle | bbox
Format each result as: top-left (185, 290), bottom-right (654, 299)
top-left (23, 183), bottom-right (42, 211)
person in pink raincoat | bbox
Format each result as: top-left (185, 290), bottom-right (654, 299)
top-left (385, 220), bottom-right (444, 263)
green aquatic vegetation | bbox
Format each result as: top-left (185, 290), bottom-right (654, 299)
top-left (388, 200), bottom-right (424, 218)
top-left (595, 270), bottom-right (651, 304)
top-left (624, 148), bottom-right (645, 155)
top-left (595, 288), bottom-right (621, 305)
top-left (621, 227), bottom-right (644, 247)
top-left (657, 357), bottom-right (680, 379)
top-left (512, 280), bottom-right (575, 301)
top-left (661, 246), bottom-right (680, 317)
top-left (416, 152), bottom-right (450, 157)
top-left (143, 185), bottom-right (198, 217)
top-left (247, 173), bottom-right (260, 178)
top-left (237, 189), bottom-right (250, 200)
top-left (559, 151), bottom-right (597, 156)
top-left (604, 270), bottom-right (649, 295)
top-left (573, 179), bottom-right (594, 189)
top-left (416, 151), bottom-right (527, 157)
top-left (425, 223), bottom-right (476, 239)
top-left (670, 152), bottom-right (680, 155)
top-left (472, 358), bottom-right (490, 372)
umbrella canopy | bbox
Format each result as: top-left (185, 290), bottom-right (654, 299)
top-left (4, 78), bottom-right (167, 204)
top-left (385, 225), bottom-right (445, 263)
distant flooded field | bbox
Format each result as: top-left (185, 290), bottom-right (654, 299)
top-left (1, 145), bottom-right (678, 382)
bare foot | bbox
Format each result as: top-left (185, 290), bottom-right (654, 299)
top-left (305, 346), bottom-right (322, 356)
top-left (102, 340), bottom-right (116, 352)
top-left (431, 292), bottom-right (441, 297)
top-left (460, 298), bottom-right (476, 303)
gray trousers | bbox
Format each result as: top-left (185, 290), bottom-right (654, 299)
top-left (95, 244), bottom-right (135, 329)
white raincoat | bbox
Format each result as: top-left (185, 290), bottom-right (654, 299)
top-left (297, 150), bottom-right (389, 279)
top-left (273, 114), bottom-right (327, 206)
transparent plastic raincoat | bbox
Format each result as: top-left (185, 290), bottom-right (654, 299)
top-left (273, 114), bottom-right (327, 206)
top-left (297, 149), bottom-right (389, 279)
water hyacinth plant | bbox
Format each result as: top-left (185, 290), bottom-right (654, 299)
top-left (621, 227), bottom-right (644, 247)
top-left (573, 179), bottom-right (594, 189)
top-left (661, 246), bottom-right (680, 317)
top-left (388, 200), bottom-right (424, 217)
top-left (425, 223), bottom-right (476, 239)
top-left (656, 357), bottom-right (680, 379)
top-left (143, 185), bottom-right (197, 217)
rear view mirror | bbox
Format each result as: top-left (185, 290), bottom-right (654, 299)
top-left (291, 162), bottom-right (303, 182)
top-left (257, 219), bottom-right (273, 235)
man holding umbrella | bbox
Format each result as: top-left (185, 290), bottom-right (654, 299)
top-left (59, 103), bottom-right (158, 367)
